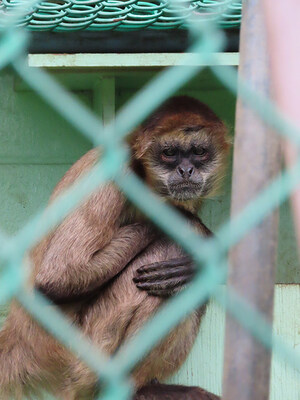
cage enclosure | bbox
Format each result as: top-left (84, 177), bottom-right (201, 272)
top-left (0, 1), bottom-right (299, 400)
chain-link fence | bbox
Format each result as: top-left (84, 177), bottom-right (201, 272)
top-left (0, 0), bottom-right (299, 399)
top-left (0, 0), bottom-right (241, 30)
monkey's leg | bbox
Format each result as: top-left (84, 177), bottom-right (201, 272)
top-left (66, 235), bottom-right (209, 398)
top-left (133, 257), bottom-right (195, 297)
top-left (0, 308), bottom-right (70, 400)
top-left (135, 383), bottom-right (220, 400)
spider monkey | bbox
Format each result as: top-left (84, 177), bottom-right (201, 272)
top-left (0, 96), bottom-right (228, 399)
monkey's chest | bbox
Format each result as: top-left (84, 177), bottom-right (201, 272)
top-left (82, 238), bottom-right (188, 345)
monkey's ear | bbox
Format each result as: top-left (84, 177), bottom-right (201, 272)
top-left (225, 130), bottom-right (234, 146)
top-left (222, 124), bottom-right (233, 152)
top-left (131, 128), bottom-right (154, 160)
top-left (212, 121), bottom-right (232, 153)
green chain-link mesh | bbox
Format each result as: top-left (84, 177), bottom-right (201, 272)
top-left (0, 0), bottom-right (241, 30)
top-left (0, 1), bottom-right (299, 399)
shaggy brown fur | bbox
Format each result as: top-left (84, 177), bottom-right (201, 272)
top-left (0, 96), bottom-right (229, 399)
top-left (62, 220), bottom-right (210, 400)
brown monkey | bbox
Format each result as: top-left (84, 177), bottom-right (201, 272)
top-left (0, 96), bottom-right (228, 399)
top-left (64, 216), bottom-right (214, 400)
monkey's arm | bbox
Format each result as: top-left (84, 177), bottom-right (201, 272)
top-left (33, 172), bottom-right (156, 303)
top-left (37, 223), bottom-right (156, 303)
top-left (133, 217), bottom-right (212, 297)
top-left (35, 221), bottom-right (155, 303)
top-left (133, 256), bottom-right (195, 297)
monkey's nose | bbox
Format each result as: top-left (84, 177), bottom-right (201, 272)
top-left (177, 166), bottom-right (194, 179)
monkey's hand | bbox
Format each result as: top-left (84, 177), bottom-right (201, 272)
top-left (135, 383), bottom-right (220, 400)
top-left (133, 256), bottom-right (195, 297)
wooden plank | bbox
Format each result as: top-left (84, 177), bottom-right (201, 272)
top-left (0, 73), bottom-right (92, 164)
top-left (27, 53), bottom-right (239, 69)
top-left (222, 1), bottom-right (281, 399)
top-left (5, 70), bottom-right (300, 283)
top-left (15, 67), bottom-right (237, 93)
top-left (270, 285), bottom-right (300, 400)
top-left (93, 78), bottom-right (115, 126)
top-left (169, 285), bottom-right (300, 400)
top-left (0, 165), bottom-right (71, 234)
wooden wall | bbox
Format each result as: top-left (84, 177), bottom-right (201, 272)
top-left (0, 66), bottom-right (299, 398)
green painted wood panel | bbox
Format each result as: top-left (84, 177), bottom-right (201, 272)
top-left (27, 53), bottom-right (240, 69)
top-left (0, 66), bottom-right (299, 398)
top-left (1, 68), bottom-right (299, 279)
top-left (0, 72), bottom-right (92, 165)
top-left (0, 165), bottom-right (70, 234)
top-left (169, 285), bottom-right (300, 400)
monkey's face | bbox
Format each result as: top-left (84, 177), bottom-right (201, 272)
top-left (145, 128), bottom-right (225, 202)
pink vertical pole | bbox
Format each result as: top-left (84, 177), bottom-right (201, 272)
top-left (263, 1), bottom-right (300, 249)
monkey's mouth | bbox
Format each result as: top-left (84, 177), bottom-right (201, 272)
top-left (168, 182), bottom-right (203, 201)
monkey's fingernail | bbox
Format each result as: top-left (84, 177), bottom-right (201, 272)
top-left (136, 267), bottom-right (143, 273)
top-left (136, 283), bottom-right (146, 289)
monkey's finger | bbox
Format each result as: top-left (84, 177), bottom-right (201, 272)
top-left (135, 273), bottom-right (193, 292)
top-left (145, 280), bottom-right (190, 297)
top-left (147, 289), bottom-right (174, 297)
top-left (133, 265), bottom-right (194, 284)
top-left (136, 256), bottom-right (191, 274)
top-left (146, 277), bottom-right (192, 296)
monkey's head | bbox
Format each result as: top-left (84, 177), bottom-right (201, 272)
top-left (131, 96), bottom-right (230, 206)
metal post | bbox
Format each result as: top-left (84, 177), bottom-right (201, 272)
top-left (222, 1), bottom-right (281, 400)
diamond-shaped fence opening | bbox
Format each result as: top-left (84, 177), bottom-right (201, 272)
top-left (0, 0), bottom-right (299, 399)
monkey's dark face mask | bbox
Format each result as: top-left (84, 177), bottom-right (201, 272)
top-left (147, 130), bottom-right (222, 202)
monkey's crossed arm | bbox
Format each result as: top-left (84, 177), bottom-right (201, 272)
top-left (34, 150), bottom-right (155, 303)
top-left (133, 217), bottom-right (212, 297)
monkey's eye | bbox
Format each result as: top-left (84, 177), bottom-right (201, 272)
top-left (193, 147), bottom-right (208, 157)
top-left (162, 148), bottom-right (177, 157)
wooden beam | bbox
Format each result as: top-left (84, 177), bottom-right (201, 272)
top-left (27, 53), bottom-right (239, 70)
top-left (222, 1), bottom-right (281, 400)
top-left (93, 78), bottom-right (115, 127)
